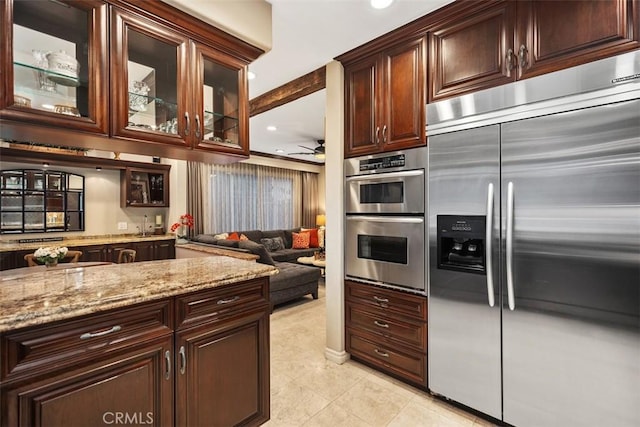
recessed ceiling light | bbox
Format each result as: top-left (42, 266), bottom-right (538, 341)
top-left (275, 149), bottom-right (284, 153)
top-left (247, 71), bottom-right (256, 80)
top-left (43, 162), bottom-right (50, 168)
top-left (371, 0), bottom-right (393, 9)
top-left (96, 166), bottom-right (102, 171)
top-left (267, 125), bottom-right (277, 131)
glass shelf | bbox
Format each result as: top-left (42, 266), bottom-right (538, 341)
top-left (127, 92), bottom-right (179, 134)
top-left (13, 62), bottom-right (82, 115)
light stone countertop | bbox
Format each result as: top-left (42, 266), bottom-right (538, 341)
top-left (0, 234), bottom-right (175, 253)
top-left (177, 242), bottom-right (259, 261)
top-left (0, 257), bottom-right (278, 333)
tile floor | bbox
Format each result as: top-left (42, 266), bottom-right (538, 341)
top-left (266, 281), bottom-right (497, 427)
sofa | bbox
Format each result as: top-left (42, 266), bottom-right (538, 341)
top-left (192, 228), bottom-right (323, 309)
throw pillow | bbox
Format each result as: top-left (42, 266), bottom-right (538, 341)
top-left (260, 236), bottom-right (285, 252)
top-left (292, 231), bottom-right (310, 249)
top-left (301, 228), bottom-right (319, 248)
top-left (213, 233), bottom-right (229, 240)
top-left (227, 232), bottom-right (240, 241)
top-left (238, 240), bottom-right (275, 266)
top-left (239, 233), bottom-right (249, 241)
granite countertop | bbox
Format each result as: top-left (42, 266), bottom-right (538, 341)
top-left (0, 257), bottom-right (278, 333)
top-left (0, 234), bottom-right (175, 253)
top-left (177, 242), bottom-right (259, 261)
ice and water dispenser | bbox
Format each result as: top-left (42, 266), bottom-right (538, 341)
top-left (436, 215), bottom-right (486, 274)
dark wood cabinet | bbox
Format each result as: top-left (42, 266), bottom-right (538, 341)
top-left (345, 280), bottom-right (428, 388)
top-left (1, 238), bottom-right (175, 271)
top-left (2, 337), bottom-right (174, 426)
top-left (0, 0), bottom-right (109, 134)
top-left (429, 0), bottom-right (640, 101)
top-left (110, 6), bottom-right (250, 158)
top-left (341, 35), bottom-right (426, 158)
top-left (1, 277), bottom-right (271, 426)
top-left (121, 165), bottom-right (170, 208)
top-left (175, 278), bottom-right (270, 426)
top-left (0, 0), bottom-right (261, 163)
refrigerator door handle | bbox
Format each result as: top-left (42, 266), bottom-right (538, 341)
top-left (485, 182), bottom-right (495, 307)
top-left (506, 181), bottom-right (516, 310)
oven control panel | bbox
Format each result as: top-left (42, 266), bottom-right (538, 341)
top-left (359, 154), bottom-right (405, 172)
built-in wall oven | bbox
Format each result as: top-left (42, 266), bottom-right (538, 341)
top-left (344, 147), bottom-right (427, 293)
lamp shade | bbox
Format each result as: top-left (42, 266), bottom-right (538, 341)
top-left (316, 214), bottom-right (326, 227)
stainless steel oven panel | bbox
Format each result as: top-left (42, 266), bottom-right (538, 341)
top-left (345, 215), bottom-right (425, 292)
top-left (345, 169), bottom-right (424, 214)
top-left (344, 146), bottom-right (428, 177)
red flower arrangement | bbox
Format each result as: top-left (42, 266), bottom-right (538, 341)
top-left (170, 213), bottom-right (194, 238)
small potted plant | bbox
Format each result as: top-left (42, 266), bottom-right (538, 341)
top-left (34, 246), bottom-right (68, 267)
top-left (170, 213), bottom-right (194, 244)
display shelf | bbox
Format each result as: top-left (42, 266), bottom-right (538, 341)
top-left (13, 62), bottom-right (82, 116)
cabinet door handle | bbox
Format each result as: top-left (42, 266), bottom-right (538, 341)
top-left (184, 112), bottom-right (190, 136)
top-left (506, 48), bottom-right (516, 72)
top-left (374, 320), bottom-right (389, 328)
top-left (80, 325), bottom-right (121, 340)
top-left (374, 348), bottom-right (390, 358)
top-left (373, 295), bottom-right (389, 303)
top-left (164, 350), bottom-right (171, 380)
top-left (179, 345), bottom-right (186, 375)
top-left (518, 45), bottom-right (528, 69)
top-left (375, 126), bottom-right (380, 144)
top-left (382, 125), bottom-right (387, 143)
top-left (217, 295), bottom-right (240, 305)
top-left (195, 114), bottom-right (201, 139)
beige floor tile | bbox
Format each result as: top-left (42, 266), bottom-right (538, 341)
top-left (293, 358), bottom-right (366, 401)
top-left (269, 377), bottom-right (331, 426)
top-left (303, 401), bottom-right (372, 427)
top-left (332, 377), bottom-right (409, 427)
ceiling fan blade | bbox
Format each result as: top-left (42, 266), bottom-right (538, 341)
top-left (287, 152), bottom-right (313, 155)
top-left (298, 145), bottom-right (315, 151)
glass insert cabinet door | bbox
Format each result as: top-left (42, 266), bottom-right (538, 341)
top-left (193, 42), bottom-right (249, 155)
top-left (110, 7), bottom-right (190, 146)
top-left (0, 169), bottom-right (84, 234)
top-left (1, 0), bottom-right (108, 133)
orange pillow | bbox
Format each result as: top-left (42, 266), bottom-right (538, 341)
top-left (292, 231), bottom-right (310, 249)
top-left (301, 228), bottom-right (319, 248)
top-left (227, 232), bottom-right (240, 241)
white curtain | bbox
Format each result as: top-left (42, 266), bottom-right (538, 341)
top-left (193, 162), bottom-right (303, 233)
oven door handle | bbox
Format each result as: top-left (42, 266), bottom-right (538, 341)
top-left (345, 169), bottom-right (423, 182)
top-left (346, 216), bottom-right (424, 224)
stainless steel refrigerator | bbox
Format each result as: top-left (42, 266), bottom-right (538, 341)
top-left (427, 51), bottom-right (639, 427)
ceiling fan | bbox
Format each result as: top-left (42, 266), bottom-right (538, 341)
top-left (288, 139), bottom-right (325, 159)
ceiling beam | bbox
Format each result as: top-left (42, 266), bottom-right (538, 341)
top-left (249, 66), bottom-right (326, 117)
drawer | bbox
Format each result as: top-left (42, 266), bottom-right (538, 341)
top-left (345, 280), bottom-right (427, 320)
top-left (347, 330), bottom-right (427, 387)
top-left (1, 299), bottom-right (173, 383)
top-left (346, 302), bottom-right (426, 352)
top-left (176, 277), bottom-right (269, 330)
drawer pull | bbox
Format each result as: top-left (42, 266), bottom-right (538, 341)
top-left (179, 345), bottom-right (186, 375)
top-left (374, 320), bottom-right (389, 328)
top-left (80, 325), bottom-right (121, 340)
top-left (374, 348), bottom-right (390, 358)
top-left (164, 350), bottom-right (171, 380)
top-left (373, 296), bottom-right (389, 304)
top-left (217, 296), bottom-right (240, 305)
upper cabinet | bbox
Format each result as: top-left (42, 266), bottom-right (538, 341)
top-left (429, 0), bottom-right (640, 101)
top-left (0, 0), bottom-right (108, 133)
top-left (0, 0), bottom-right (262, 162)
top-left (341, 35), bottom-right (427, 158)
top-left (110, 7), bottom-right (190, 148)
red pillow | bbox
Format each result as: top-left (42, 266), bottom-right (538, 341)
top-left (292, 232), bottom-right (310, 249)
top-left (227, 232), bottom-right (240, 241)
top-left (301, 228), bottom-right (319, 248)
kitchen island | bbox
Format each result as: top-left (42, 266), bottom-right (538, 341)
top-left (0, 257), bottom-right (277, 426)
